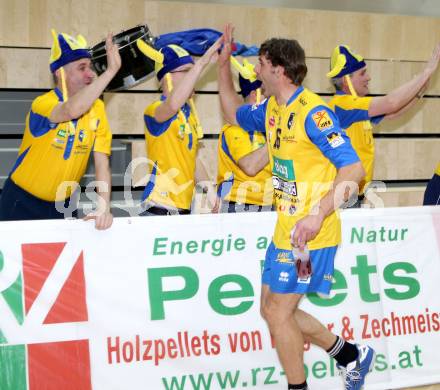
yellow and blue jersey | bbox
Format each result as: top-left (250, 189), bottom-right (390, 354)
top-left (237, 86), bottom-right (359, 250)
top-left (217, 124), bottom-right (272, 206)
top-left (328, 92), bottom-right (384, 193)
top-left (143, 97), bottom-right (198, 210)
top-left (435, 162), bottom-right (440, 176)
top-left (10, 88), bottom-right (112, 202)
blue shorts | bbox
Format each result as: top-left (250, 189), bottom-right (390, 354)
top-left (262, 241), bottom-right (337, 295)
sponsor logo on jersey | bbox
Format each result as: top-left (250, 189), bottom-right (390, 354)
top-left (289, 205), bottom-right (297, 215)
top-left (326, 132), bottom-right (345, 148)
top-left (312, 110), bottom-right (334, 131)
top-left (272, 157), bottom-right (295, 181)
top-left (272, 176), bottom-right (297, 196)
top-left (57, 129), bottom-right (67, 138)
top-left (287, 112), bottom-right (295, 129)
top-left (78, 129), bottom-right (85, 142)
top-left (269, 116), bottom-right (276, 127)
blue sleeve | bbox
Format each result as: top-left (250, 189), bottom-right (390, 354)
top-left (28, 110), bottom-right (57, 137)
top-left (144, 113), bottom-right (176, 136)
top-left (236, 99), bottom-right (267, 133)
top-left (305, 106), bottom-right (360, 169)
top-left (333, 106), bottom-right (370, 129)
top-left (29, 94), bottom-right (58, 137)
top-left (334, 103), bottom-right (384, 127)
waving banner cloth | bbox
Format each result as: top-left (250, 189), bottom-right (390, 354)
top-left (154, 28), bottom-right (259, 56)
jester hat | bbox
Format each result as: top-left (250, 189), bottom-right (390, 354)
top-left (231, 57), bottom-right (262, 98)
top-left (327, 45), bottom-right (366, 79)
top-left (49, 29), bottom-right (91, 73)
top-left (154, 44), bottom-right (194, 81)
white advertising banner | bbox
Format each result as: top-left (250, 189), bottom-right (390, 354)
top-left (0, 206), bottom-right (439, 390)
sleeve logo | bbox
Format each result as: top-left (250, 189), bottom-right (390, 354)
top-left (312, 110), bottom-right (334, 131)
top-left (326, 132), bottom-right (345, 148)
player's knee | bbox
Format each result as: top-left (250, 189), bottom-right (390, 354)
top-left (262, 299), bottom-right (290, 329)
top-left (260, 301), bottom-right (269, 321)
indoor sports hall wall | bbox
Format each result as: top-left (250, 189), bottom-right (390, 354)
top-left (0, 3), bottom-right (440, 389)
top-left (0, 0), bottom-right (439, 210)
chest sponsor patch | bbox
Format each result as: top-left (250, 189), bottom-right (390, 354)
top-left (272, 157), bottom-right (295, 181)
top-left (178, 124), bottom-right (186, 139)
top-left (326, 131), bottom-right (345, 148)
top-left (272, 176), bottom-right (297, 196)
top-left (57, 129), bottom-right (67, 138)
top-left (312, 110), bottom-right (334, 131)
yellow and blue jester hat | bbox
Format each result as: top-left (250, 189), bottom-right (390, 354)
top-left (49, 29), bottom-right (91, 73)
top-left (239, 74), bottom-right (262, 98)
top-left (327, 45), bottom-right (366, 79)
top-left (136, 39), bottom-right (203, 138)
top-left (154, 44), bottom-right (194, 81)
top-left (230, 57), bottom-right (262, 99)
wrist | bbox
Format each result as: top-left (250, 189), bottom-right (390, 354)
top-left (96, 199), bottom-right (111, 213)
top-left (102, 68), bottom-right (118, 80)
top-left (194, 59), bottom-right (208, 71)
top-left (310, 203), bottom-right (326, 220)
top-left (422, 67), bottom-right (433, 80)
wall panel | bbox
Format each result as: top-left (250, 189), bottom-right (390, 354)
top-left (1, 1), bottom-right (440, 61)
top-left (371, 186), bottom-right (425, 208)
top-left (3, 47), bottom-right (440, 97)
top-left (375, 138), bottom-right (440, 180)
top-left (3, 46), bottom-right (440, 96)
top-left (0, 48), bottom-right (51, 89)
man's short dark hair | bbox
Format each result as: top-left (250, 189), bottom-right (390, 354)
top-left (259, 38), bottom-right (307, 85)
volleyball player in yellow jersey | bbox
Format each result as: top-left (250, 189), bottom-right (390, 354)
top-left (0, 30), bottom-right (121, 229)
top-left (215, 72), bottom-right (272, 213)
top-left (219, 24), bottom-right (371, 390)
top-left (140, 41), bottom-right (221, 215)
top-left (327, 44), bottom-right (440, 206)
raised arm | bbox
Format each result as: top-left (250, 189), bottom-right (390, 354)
top-left (217, 24), bottom-right (242, 125)
top-left (369, 43), bottom-right (440, 117)
top-left (382, 80), bottom-right (429, 120)
top-left (50, 33), bottom-right (121, 123)
top-left (154, 38), bottom-right (223, 123)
